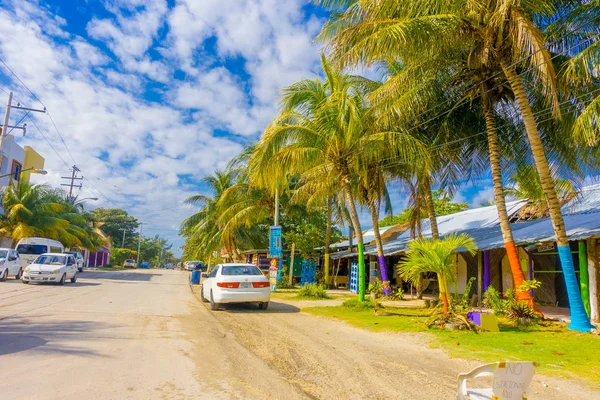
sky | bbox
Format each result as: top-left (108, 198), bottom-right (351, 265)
top-left (0, 0), bottom-right (496, 256)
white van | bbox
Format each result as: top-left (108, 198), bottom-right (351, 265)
top-left (15, 238), bottom-right (65, 269)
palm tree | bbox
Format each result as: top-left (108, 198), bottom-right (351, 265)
top-left (315, 0), bottom-right (598, 330)
top-left (251, 55), bottom-right (422, 300)
top-left (399, 233), bottom-right (477, 315)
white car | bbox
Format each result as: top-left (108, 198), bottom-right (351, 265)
top-left (0, 248), bottom-right (22, 281)
top-left (123, 259), bottom-right (136, 268)
top-left (201, 263), bottom-right (270, 310)
top-left (22, 253), bottom-right (78, 285)
top-left (65, 251), bottom-right (85, 272)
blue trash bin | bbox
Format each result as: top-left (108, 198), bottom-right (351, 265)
top-left (190, 270), bottom-right (200, 285)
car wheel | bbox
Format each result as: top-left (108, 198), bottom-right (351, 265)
top-left (59, 274), bottom-right (66, 285)
top-left (209, 291), bottom-right (220, 310)
top-left (200, 286), bottom-right (209, 303)
top-left (78, 267), bottom-right (83, 272)
top-left (15, 268), bottom-right (22, 280)
top-left (0, 269), bottom-right (7, 282)
top-left (22, 279), bottom-right (29, 284)
top-left (258, 302), bottom-right (269, 310)
top-left (71, 273), bottom-right (77, 283)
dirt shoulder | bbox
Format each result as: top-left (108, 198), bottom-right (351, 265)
top-left (191, 288), bottom-right (600, 400)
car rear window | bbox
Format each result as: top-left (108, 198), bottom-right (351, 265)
top-left (16, 244), bottom-right (47, 255)
top-left (221, 265), bottom-right (263, 276)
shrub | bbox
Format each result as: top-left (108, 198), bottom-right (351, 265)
top-left (277, 274), bottom-right (295, 289)
top-left (452, 277), bottom-right (476, 314)
top-left (368, 279), bottom-right (383, 296)
top-left (297, 284), bottom-right (330, 299)
top-left (342, 299), bottom-right (379, 310)
top-left (395, 287), bottom-right (404, 300)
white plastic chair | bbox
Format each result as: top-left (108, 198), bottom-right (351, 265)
top-left (457, 361), bottom-right (537, 400)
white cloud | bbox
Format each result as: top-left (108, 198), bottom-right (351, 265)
top-left (470, 186), bottom-right (495, 208)
top-left (0, 0), bottom-right (326, 256)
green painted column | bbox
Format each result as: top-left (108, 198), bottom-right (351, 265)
top-left (358, 243), bottom-right (365, 301)
top-left (579, 241), bottom-right (591, 317)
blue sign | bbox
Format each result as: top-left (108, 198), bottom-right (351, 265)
top-left (269, 225), bottom-right (282, 258)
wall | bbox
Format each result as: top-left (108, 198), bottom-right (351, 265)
top-left (22, 146), bottom-right (45, 184)
top-left (0, 134), bottom-right (25, 188)
top-left (449, 254), bottom-right (468, 294)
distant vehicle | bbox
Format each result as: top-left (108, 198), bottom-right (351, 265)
top-left (123, 259), bottom-right (136, 268)
top-left (139, 262), bottom-right (149, 269)
top-left (22, 253), bottom-right (78, 285)
top-left (15, 237), bottom-right (64, 269)
top-left (0, 248), bottom-right (22, 281)
top-left (165, 263), bottom-right (175, 269)
top-left (186, 261), bottom-right (205, 271)
top-left (201, 263), bottom-right (270, 310)
top-left (65, 251), bottom-right (85, 272)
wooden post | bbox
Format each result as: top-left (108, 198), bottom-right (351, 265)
top-left (477, 251), bottom-right (483, 306)
top-left (579, 241), bottom-right (591, 317)
top-left (289, 242), bottom-right (295, 287)
top-left (587, 239), bottom-right (599, 322)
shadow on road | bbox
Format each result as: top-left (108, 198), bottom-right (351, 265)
top-left (218, 301), bottom-right (300, 314)
top-left (0, 317), bottom-right (112, 357)
top-left (83, 270), bottom-right (163, 282)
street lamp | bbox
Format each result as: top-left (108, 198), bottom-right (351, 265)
top-left (0, 167), bottom-right (47, 179)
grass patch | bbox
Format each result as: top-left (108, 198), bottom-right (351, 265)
top-left (297, 284), bottom-right (331, 299)
top-left (303, 305), bottom-right (600, 386)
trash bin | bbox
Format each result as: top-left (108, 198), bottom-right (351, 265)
top-left (190, 270), bottom-right (200, 285)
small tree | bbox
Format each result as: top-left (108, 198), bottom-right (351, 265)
top-left (399, 233), bottom-right (476, 315)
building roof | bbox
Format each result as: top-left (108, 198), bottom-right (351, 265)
top-left (329, 226), bottom-right (397, 250)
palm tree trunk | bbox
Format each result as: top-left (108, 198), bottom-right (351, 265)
top-left (368, 201), bottom-right (392, 295)
top-left (422, 174), bottom-right (445, 305)
top-left (341, 179), bottom-right (366, 301)
top-left (483, 97), bottom-right (537, 308)
top-left (503, 64), bottom-right (593, 332)
top-left (324, 197), bottom-right (333, 287)
top-left (422, 175), bottom-right (439, 240)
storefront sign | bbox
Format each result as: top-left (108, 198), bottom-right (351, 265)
top-left (269, 258), bottom-right (279, 291)
top-left (537, 242), bottom-right (555, 252)
top-left (269, 225), bottom-right (282, 258)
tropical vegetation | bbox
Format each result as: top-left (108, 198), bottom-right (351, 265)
top-left (180, 0), bottom-right (600, 332)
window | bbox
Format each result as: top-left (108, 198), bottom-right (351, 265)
top-left (209, 266), bottom-right (220, 278)
top-left (221, 265), bottom-right (263, 276)
top-left (0, 250), bottom-right (7, 259)
top-left (16, 244), bottom-right (47, 255)
top-left (34, 255), bottom-right (66, 265)
top-left (10, 160), bottom-right (22, 182)
top-left (50, 246), bottom-right (62, 253)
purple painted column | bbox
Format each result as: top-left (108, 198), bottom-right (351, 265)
top-left (528, 252), bottom-right (534, 297)
top-left (483, 250), bottom-right (491, 291)
top-left (378, 256), bottom-right (392, 295)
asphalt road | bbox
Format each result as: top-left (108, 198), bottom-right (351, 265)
top-left (0, 269), bottom-right (302, 400)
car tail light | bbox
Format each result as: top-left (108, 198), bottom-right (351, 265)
top-left (252, 282), bottom-right (270, 288)
top-left (217, 282), bottom-right (240, 288)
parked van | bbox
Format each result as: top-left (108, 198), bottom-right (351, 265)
top-left (15, 238), bottom-right (65, 268)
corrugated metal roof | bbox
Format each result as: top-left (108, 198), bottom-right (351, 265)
top-left (329, 225), bottom-right (396, 249)
top-left (561, 184), bottom-right (600, 215)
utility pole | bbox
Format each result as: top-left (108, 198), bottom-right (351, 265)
top-left (120, 228), bottom-right (127, 248)
top-left (61, 165), bottom-right (83, 200)
top-left (136, 223), bottom-right (144, 266)
top-left (0, 92), bottom-right (44, 170)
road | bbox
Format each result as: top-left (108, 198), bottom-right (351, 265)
top-left (0, 269), bottom-right (598, 400)
top-left (0, 269), bottom-right (302, 399)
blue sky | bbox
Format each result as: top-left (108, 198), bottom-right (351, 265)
top-left (0, 0), bottom-right (496, 255)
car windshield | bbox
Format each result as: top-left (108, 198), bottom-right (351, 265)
top-left (34, 255), bottom-right (66, 265)
top-left (16, 244), bottom-right (47, 255)
top-left (221, 265), bottom-right (262, 276)
top-left (0, 250), bottom-right (7, 259)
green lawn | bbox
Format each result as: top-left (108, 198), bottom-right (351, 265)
top-left (97, 266), bottom-right (126, 271)
top-left (271, 290), bottom-right (355, 301)
top-left (304, 306), bottom-right (600, 387)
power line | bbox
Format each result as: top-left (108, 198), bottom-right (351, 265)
top-left (26, 115), bottom-right (70, 169)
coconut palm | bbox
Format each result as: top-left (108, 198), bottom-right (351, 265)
top-left (399, 233), bottom-right (477, 315)
top-left (315, 0), bottom-right (599, 330)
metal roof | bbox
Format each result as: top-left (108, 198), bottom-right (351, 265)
top-left (329, 226), bottom-right (396, 249)
top-left (330, 185), bottom-right (600, 258)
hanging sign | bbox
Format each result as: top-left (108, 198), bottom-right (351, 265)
top-left (269, 225), bottom-right (282, 258)
top-left (537, 242), bottom-right (555, 253)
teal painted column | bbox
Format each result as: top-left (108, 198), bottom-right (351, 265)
top-left (579, 241), bottom-right (591, 317)
top-left (557, 245), bottom-right (594, 332)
